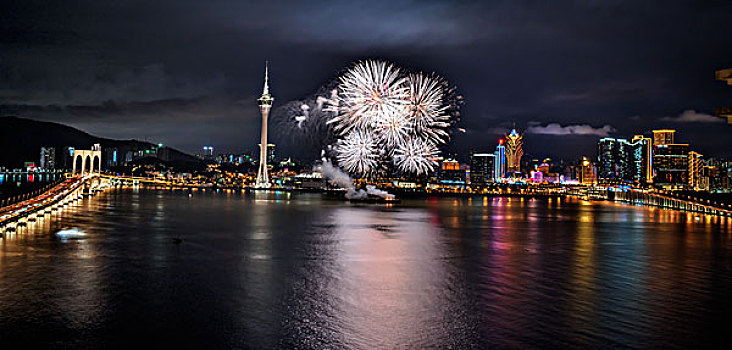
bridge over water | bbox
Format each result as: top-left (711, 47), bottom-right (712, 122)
top-left (0, 174), bottom-right (110, 234)
top-left (566, 185), bottom-right (732, 217)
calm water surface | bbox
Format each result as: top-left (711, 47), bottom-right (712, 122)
top-left (1, 189), bottom-right (731, 349)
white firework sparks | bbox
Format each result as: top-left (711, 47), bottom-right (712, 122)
top-left (373, 111), bottom-right (411, 148)
top-left (322, 60), bottom-right (458, 177)
top-left (334, 130), bottom-right (380, 177)
top-left (393, 138), bottom-right (439, 176)
top-left (327, 60), bottom-right (409, 135)
top-left (407, 74), bottom-right (451, 144)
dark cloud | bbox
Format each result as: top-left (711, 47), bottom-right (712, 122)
top-left (660, 110), bottom-right (724, 123)
top-left (1, 0), bottom-right (731, 159)
top-left (526, 123), bottom-right (616, 136)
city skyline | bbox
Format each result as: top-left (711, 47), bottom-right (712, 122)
top-left (2, 2), bottom-right (732, 348)
top-left (1, 1), bottom-right (730, 160)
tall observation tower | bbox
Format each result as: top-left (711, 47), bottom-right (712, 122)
top-left (255, 62), bottom-right (273, 188)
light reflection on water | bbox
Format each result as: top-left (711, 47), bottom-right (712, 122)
top-left (0, 189), bottom-right (731, 348)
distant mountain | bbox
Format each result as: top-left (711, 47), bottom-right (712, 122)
top-left (0, 116), bottom-right (200, 168)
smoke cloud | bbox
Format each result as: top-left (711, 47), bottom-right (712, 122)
top-left (315, 160), bottom-right (395, 200)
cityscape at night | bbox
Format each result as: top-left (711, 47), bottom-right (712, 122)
top-left (1, 1), bottom-right (731, 348)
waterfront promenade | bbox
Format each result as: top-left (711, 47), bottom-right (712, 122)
top-left (2, 174), bottom-right (731, 236)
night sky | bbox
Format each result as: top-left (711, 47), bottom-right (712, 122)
top-left (2, 0), bottom-right (731, 161)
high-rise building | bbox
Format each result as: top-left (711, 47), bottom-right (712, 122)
top-left (494, 139), bottom-right (506, 181)
top-left (105, 148), bottom-right (119, 168)
top-left (580, 156), bottom-right (597, 185)
top-left (652, 129), bottom-right (675, 146)
top-left (255, 62), bottom-right (273, 188)
top-left (597, 136), bottom-right (652, 184)
top-left (707, 159), bottom-right (732, 191)
top-left (598, 138), bottom-right (627, 180)
top-left (40, 147), bottom-right (56, 170)
top-left (437, 159), bottom-right (467, 184)
top-left (700, 165), bottom-right (714, 191)
top-left (653, 143), bottom-right (689, 189)
top-left (504, 129), bottom-right (523, 173)
top-left (470, 153), bottom-right (495, 184)
top-left (688, 151), bottom-right (704, 190)
top-left (631, 135), bottom-right (653, 184)
top-left (200, 146), bottom-right (214, 160)
top-left (59, 146), bottom-right (75, 170)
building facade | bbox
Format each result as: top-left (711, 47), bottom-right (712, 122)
top-left (59, 146), bottom-right (75, 170)
top-left (437, 159), bottom-right (466, 184)
top-left (580, 156), bottom-right (597, 185)
top-left (688, 151), bottom-right (704, 190)
top-left (597, 136), bottom-right (652, 184)
top-left (105, 148), bottom-right (119, 168)
top-left (470, 153), bottom-right (495, 184)
top-left (631, 135), bottom-right (653, 184)
top-left (40, 147), bottom-right (56, 170)
top-left (504, 129), bottom-right (523, 174)
top-left (652, 129), bottom-right (675, 146)
top-left (494, 140), bottom-right (506, 181)
top-left (653, 143), bottom-right (689, 189)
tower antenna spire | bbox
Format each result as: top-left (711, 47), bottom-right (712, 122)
top-left (263, 60), bottom-right (270, 96)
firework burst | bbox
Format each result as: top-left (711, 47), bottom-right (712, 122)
top-left (406, 73), bottom-right (452, 144)
top-left (334, 130), bottom-right (380, 178)
top-left (323, 60), bottom-right (459, 177)
top-left (327, 60), bottom-right (410, 136)
top-left (393, 138), bottom-right (439, 176)
top-left (275, 60), bottom-right (459, 177)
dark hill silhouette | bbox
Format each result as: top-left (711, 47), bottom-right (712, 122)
top-left (0, 116), bottom-right (200, 169)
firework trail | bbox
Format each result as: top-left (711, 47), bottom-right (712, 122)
top-left (269, 82), bottom-right (338, 155)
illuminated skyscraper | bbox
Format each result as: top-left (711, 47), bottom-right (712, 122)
top-left (504, 129), bottom-right (523, 173)
top-left (40, 147), bottom-right (56, 170)
top-left (255, 62), bottom-right (274, 188)
top-left (494, 139), bottom-right (506, 181)
top-left (437, 159), bottom-right (466, 184)
top-left (631, 135), bottom-right (653, 184)
top-left (653, 143), bottom-right (689, 189)
top-left (580, 156), bottom-right (597, 185)
top-left (652, 129), bottom-right (675, 146)
top-left (597, 136), bottom-right (652, 184)
top-left (688, 151), bottom-right (704, 190)
top-left (470, 152), bottom-right (495, 184)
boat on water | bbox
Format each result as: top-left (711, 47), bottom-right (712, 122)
top-left (56, 228), bottom-right (86, 239)
top-left (345, 185), bottom-right (399, 204)
top-left (348, 197), bottom-right (400, 204)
